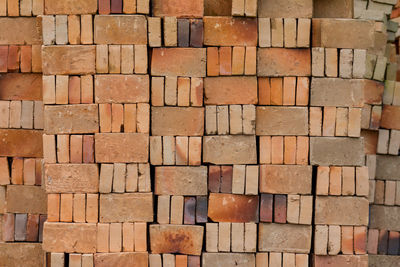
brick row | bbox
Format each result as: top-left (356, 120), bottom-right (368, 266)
top-left (1, 213), bottom-right (46, 242)
top-left (0, 100), bottom-right (43, 129)
top-left (372, 179), bottom-right (400, 206)
top-left (259, 136), bottom-right (309, 165)
top-left (0, 157), bottom-right (42, 185)
top-left (0, 0), bottom-right (44, 16)
top-left (43, 75), bottom-right (93, 104)
top-left (0, 45), bottom-right (41, 73)
top-left (149, 254), bottom-right (200, 267)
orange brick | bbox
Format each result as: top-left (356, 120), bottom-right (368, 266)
top-left (207, 47), bottom-right (219, 76)
top-left (0, 157), bottom-right (10, 185)
top-left (260, 136), bottom-right (271, 164)
top-left (348, 108), bottom-right (361, 137)
top-left (124, 104), bottom-right (137, 133)
top-left (70, 135), bottom-right (83, 163)
top-left (81, 77), bottom-right (93, 102)
top-left (270, 78), bottom-right (283, 105)
top-left (23, 158), bottom-right (36, 185)
top-left (73, 193), bottom-right (86, 223)
top-left (190, 77), bottom-right (203, 107)
top-left (111, 104), bottom-right (124, 133)
top-left (244, 47), bottom-right (256, 75)
top-left (134, 222), bottom-right (147, 252)
top-left (86, 193), bottom-right (98, 223)
top-left (258, 78), bottom-right (271, 105)
top-left (60, 193), bottom-right (73, 222)
top-left (176, 255), bottom-right (188, 267)
top-left (310, 107), bottom-right (322, 136)
top-left (323, 107), bottom-right (336, 136)
top-left (68, 15), bottom-right (81, 45)
top-left (136, 103), bottom-right (149, 133)
top-left (57, 135), bottom-right (70, 163)
top-left (356, 166), bottom-right (369, 197)
top-left (325, 48), bottom-right (338, 77)
top-left (188, 137), bottom-right (201, 166)
top-left (100, 104), bottom-right (112, 133)
top-left (219, 47), bottom-right (232, 76)
top-left (354, 226), bottom-right (367, 254)
top-left (296, 77), bottom-right (309, 106)
top-left (329, 167), bottom-right (342, 196)
top-left (68, 76), bottom-right (81, 104)
top-left (283, 77), bottom-right (296, 105)
top-left (0, 46), bottom-right (8, 72)
top-left (176, 136), bottom-right (189, 165)
top-left (342, 226), bottom-right (354, 254)
top-left (335, 107), bottom-right (348, 136)
top-left (109, 223), bottom-right (122, 252)
top-left (122, 222), bottom-right (134, 252)
top-left (296, 136), bottom-right (309, 165)
top-left (11, 158), bottom-right (23, 185)
top-left (342, 167), bottom-right (355, 196)
top-left (178, 77), bottom-right (190, 107)
top-left (20, 46), bottom-right (32, 73)
top-left (47, 193), bottom-right (60, 222)
top-left (43, 75), bottom-right (56, 104)
top-left (284, 136), bottom-right (296, 164)
top-left (134, 45), bottom-right (147, 74)
top-left (151, 77), bottom-right (164, 107)
top-left (55, 75), bottom-right (69, 104)
top-left (271, 136), bottom-right (283, 164)
top-left (43, 134), bottom-right (56, 163)
top-left (316, 166), bottom-right (329, 195)
top-left (32, 45), bottom-right (42, 72)
top-left (81, 15), bottom-right (93, 44)
top-left (232, 46), bottom-right (245, 75)
top-left (97, 223), bottom-right (110, 253)
top-left (7, 45), bottom-right (20, 72)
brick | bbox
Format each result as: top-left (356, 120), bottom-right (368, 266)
top-left (26, 214), bottom-right (39, 242)
top-left (10, 158), bottom-right (22, 185)
top-left (284, 136), bottom-right (296, 164)
top-left (42, 46), bottom-right (95, 75)
top-left (256, 107), bottom-right (308, 135)
top-left (376, 155), bottom-right (400, 180)
top-left (258, 0), bottom-right (312, 18)
top-left (274, 195), bottom-right (287, 223)
top-left (20, 46), bottom-right (32, 73)
top-left (216, 105), bottom-right (228, 134)
top-left (109, 223), bottom-right (122, 252)
top-left (134, 45), bottom-right (148, 74)
top-left (0, 243), bottom-right (44, 267)
top-left (60, 193), bottom-right (73, 222)
top-left (6, 185), bottom-right (46, 214)
top-left (232, 47), bottom-right (245, 75)
top-left (327, 225), bottom-right (341, 255)
top-left (151, 48), bottom-right (206, 77)
top-left (206, 223), bottom-right (218, 252)
top-left (259, 224), bottom-right (312, 253)
top-left (68, 15), bottom-right (80, 45)
top-left (245, 165), bottom-right (258, 195)
top-left (208, 193), bottom-right (259, 222)
top-left (325, 48), bottom-right (338, 77)
top-left (202, 253), bottom-right (255, 267)
top-left (312, 48), bottom-right (324, 76)
top-left (100, 193), bottom-right (152, 222)
top-left (170, 195), bottom-right (183, 224)
top-left (177, 78), bottom-right (190, 106)
top-left (81, 75), bottom-right (93, 103)
top-left (271, 18), bottom-right (283, 47)
top-left (81, 15), bottom-right (93, 44)
top-left (323, 107), bottom-right (336, 136)
top-left (155, 166), bottom-right (207, 195)
top-left (271, 136), bottom-right (283, 164)
top-left (204, 77), bottom-right (257, 105)
top-left (370, 205), bottom-right (400, 231)
top-left (314, 255), bottom-right (368, 267)
top-left (190, 77), bottom-right (203, 106)
top-left (203, 16), bottom-right (257, 46)
top-left (109, 45), bottom-right (121, 73)
top-left (0, 158), bottom-right (9, 185)
top-left (329, 167), bottom-right (341, 196)
top-left (164, 17), bottom-right (178, 47)
top-left (354, 226), bottom-right (367, 254)
top-left (341, 226), bottom-right (354, 254)
top-left (312, 19), bottom-right (375, 49)
top-left (284, 18), bottom-right (296, 48)
top-left (2, 213), bottom-right (15, 241)
top-left (45, 164), bottom-right (98, 193)
top-left (73, 193), bottom-right (85, 222)
top-left (220, 165), bottom-right (232, 193)
top-left (148, 17), bottom-right (161, 47)
top-left (315, 196), bottom-right (369, 226)
top-left (196, 196), bottom-right (207, 223)
top-left (310, 137), bottom-right (365, 166)
top-left (287, 195), bottom-right (300, 224)
top-left (257, 48), bottom-right (311, 76)
top-left (219, 47), bottom-right (232, 75)
top-left (0, 73), bottom-right (42, 101)
top-left (70, 135), bottom-right (83, 163)
top-left (260, 194), bottom-right (273, 222)
top-left (55, 16), bottom-right (67, 44)
top-left (184, 197), bottom-right (196, 224)
top-left (283, 77), bottom-right (296, 105)
top-left (258, 18), bottom-right (271, 47)
top-left (14, 213), bottom-right (27, 241)
top-left (178, 19), bottom-right (190, 47)
top-left (342, 167), bottom-right (355, 195)
top-left (153, 0), bottom-right (203, 17)
top-left (218, 222), bottom-right (230, 251)
top-left (150, 225), bottom-right (203, 255)
top-left (381, 105), bottom-right (400, 130)
top-left (45, 1), bottom-right (96, 14)
top-left (203, 136), bottom-right (257, 165)
top-left (260, 165), bottom-right (311, 194)
top-left (94, 252), bottom-right (148, 267)
top-left (97, 223), bottom-right (110, 252)
top-left (231, 223), bottom-right (244, 252)
top-left (151, 107), bottom-right (204, 136)
top-left (7, 45), bottom-right (20, 72)
top-left (378, 229), bottom-right (388, 255)
top-left (0, 18), bottom-right (41, 45)
top-left (188, 137), bottom-right (201, 165)
top-left (190, 19), bottom-right (203, 48)
top-left (207, 47), bottom-right (219, 76)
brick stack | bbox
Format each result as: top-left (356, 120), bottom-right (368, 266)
top-left (0, 1), bottom-right (46, 266)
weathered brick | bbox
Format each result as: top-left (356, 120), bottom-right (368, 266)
top-left (0, 243), bottom-right (44, 267)
top-left (0, 74), bottom-right (42, 101)
top-left (257, 48), bottom-right (311, 76)
top-left (208, 193), bottom-right (259, 222)
top-left (375, 155), bottom-right (400, 180)
top-left (44, 104), bottom-right (98, 134)
top-left (151, 48), bottom-right (206, 77)
top-left (312, 19), bottom-right (375, 49)
top-left (44, 0), bottom-right (97, 14)
top-left (6, 185), bottom-right (46, 214)
top-left (313, 255), bottom-right (368, 267)
top-left (203, 16), bottom-right (257, 46)
top-left (95, 75), bottom-right (149, 103)
top-left (370, 205), bottom-right (400, 231)
top-left (203, 136), bottom-right (257, 164)
top-left (315, 196), bottom-right (369, 226)
top-left (381, 105), bottom-right (400, 130)
top-left (311, 78), bottom-right (364, 107)
top-left (150, 225), bottom-right (203, 255)
top-left (95, 133), bottom-right (148, 163)
top-left (259, 165), bottom-right (312, 194)
top-left (258, 0), bottom-right (312, 18)
top-left (42, 45), bottom-right (95, 75)
top-left (313, 0), bottom-right (353, 18)
top-left (45, 164), bottom-right (99, 193)
top-left (0, 18), bottom-right (41, 45)
top-left (204, 77), bottom-right (257, 105)
top-left (151, 107), bottom-right (204, 136)
top-left (94, 15), bottom-right (147, 44)
top-left (0, 129), bottom-right (42, 157)
top-left (43, 222), bottom-right (96, 253)
top-left (256, 107), bottom-right (308, 135)
top-left (369, 255), bottom-right (400, 267)
top-left (310, 137), bottom-right (365, 166)
top-left (152, 0), bottom-right (203, 17)
top-left (100, 193), bottom-right (153, 222)
top-left (259, 223), bottom-right (312, 253)
top-left (155, 166), bottom-right (207, 195)
top-left (202, 253), bottom-right (255, 267)
top-left (94, 252), bottom-right (148, 267)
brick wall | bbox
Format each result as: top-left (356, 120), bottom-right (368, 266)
top-left (0, 0), bottom-right (399, 266)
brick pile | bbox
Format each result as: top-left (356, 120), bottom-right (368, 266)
top-left (0, 0), bottom-right (399, 266)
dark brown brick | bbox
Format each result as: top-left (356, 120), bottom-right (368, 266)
top-left (196, 196), bottom-right (208, 223)
top-left (260, 194), bottom-right (273, 223)
top-left (26, 214), bottom-right (39, 242)
top-left (388, 231), bottom-right (400, 255)
top-left (274, 195), bottom-right (287, 223)
top-left (38, 215), bottom-right (46, 242)
top-left (178, 19), bottom-right (190, 47)
top-left (220, 166), bottom-right (232, 194)
top-left (190, 19), bottom-right (203, 47)
top-left (378, 230), bottom-right (388, 255)
top-left (184, 197), bottom-right (196, 225)
top-left (111, 0), bottom-right (122, 13)
top-left (208, 166), bottom-right (221, 193)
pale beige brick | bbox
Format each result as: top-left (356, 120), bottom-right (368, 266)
top-left (353, 49), bottom-right (367, 78)
top-left (109, 223), bottom-right (122, 252)
top-left (157, 195), bottom-right (170, 224)
top-left (269, 253), bottom-right (282, 267)
top-left (299, 195), bottom-right (312, 225)
top-left (56, 15), bottom-right (68, 45)
top-left (96, 45), bottom-right (108, 73)
top-left (81, 15), bottom-right (93, 44)
top-left (109, 45), bottom-right (121, 74)
top-left (0, 101), bottom-right (9, 128)
top-left (122, 222), bottom-right (134, 252)
top-left (176, 137), bottom-right (188, 165)
top-left (271, 18), bottom-right (283, 47)
top-left (188, 137), bottom-right (201, 166)
top-left (316, 166), bottom-right (329, 195)
top-left (348, 108), bottom-right (361, 137)
top-left (9, 101), bottom-right (21, 128)
top-left (113, 163), bottom-right (126, 193)
top-left (42, 15), bottom-right (55, 45)
top-left (232, 165), bottom-right (246, 194)
top-left (43, 134), bottom-right (56, 163)
top-left (231, 223), bottom-right (244, 252)
top-left (99, 164), bottom-right (113, 193)
top-left (163, 254), bottom-right (175, 267)
top-left (136, 103), bottom-right (149, 133)
top-left (148, 17), bottom-right (162, 47)
top-left (356, 167), bottom-right (369, 197)
top-left (315, 225), bottom-right (328, 255)
top-left (126, 164), bottom-right (138, 192)
top-left (259, 136), bottom-right (271, 164)
top-left (121, 45), bottom-right (134, 74)
top-left (328, 225), bottom-right (341, 255)
top-left (217, 105), bottom-right (229, 135)
top-left (97, 223), bottom-right (110, 252)
top-left (245, 0), bottom-right (257, 16)
top-left (136, 0), bottom-right (149, 14)
top-left (385, 180), bottom-right (396, 206)
top-left (244, 223), bottom-right (257, 252)
top-left (51, 253), bottom-right (65, 267)
top-left (149, 254), bottom-right (161, 267)
top-left (206, 223), bottom-right (218, 252)
top-left (134, 45), bottom-right (147, 74)
top-left (229, 105), bottom-right (242, 135)
top-left (164, 76), bottom-right (177, 106)
top-left (283, 253), bottom-right (295, 267)
top-left (396, 181), bottom-right (400, 206)
top-left (56, 135), bottom-right (69, 163)
top-left (55, 75), bottom-right (68, 104)
top-left (218, 222), bottom-right (231, 252)
top-left (287, 195), bottom-right (300, 224)
top-left (243, 105), bottom-right (256, 135)
top-left (389, 130), bottom-right (400, 155)
top-left (258, 18), bottom-right (271, 48)
top-left (296, 254), bottom-right (308, 267)
top-left (284, 18), bottom-right (296, 48)
top-left (164, 17), bottom-right (177, 47)
top-left (297, 19), bottom-right (310, 47)
top-left (163, 136), bottom-right (175, 165)
top-left (325, 48), bottom-right (338, 77)
top-left (312, 48), bottom-right (325, 77)
top-left (339, 49), bottom-right (353, 79)
top-left (138, 163), bottom-right (151, 192)
top-left (377, 129), bottom-right (389, 154)
top-left (335, 108), bottom-right (348, 137)
top-left (245, 165), bottom-right (258, 195)
top-left (232, 0), bottom-right (244, 16)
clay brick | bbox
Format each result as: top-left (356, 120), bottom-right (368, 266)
top-left (203, 253), bottom-right (255, 267)
top-left (96, 77), bottom-right (148, 102)
top-left (312, 19), bottom-right (375, 49)
top-left (298, 195), bottom-right (313, 228)
top-left (208, 166), bottom-right (220, 193)
top-left (271, 136), bottom-right (283, 164)
top-left (151, 48), bottom-right (206, 77)
top-left (56, 16), bottom-right (68, 45)
top-left (231, 223), bottom-right (244, 252)
top-left (190, 19), bottom-right (203, 48)
top-left (388, 231), bottom-right (399, 255)
top-left (45, 0), bottom-right (97, 14)
top-left (203, 136), bottom-right (257, 165)
top-left (315, 196), bottom-right (369, 226)
top-left (370, 205), bottom-right (400, 231)
top-left (259, 224), bottom-right (312, 253)
top-left (100, 193), bottom-right (153, 222)
top-left (164, 76), bottom-right (177, 106)
top-left (220, 165), bottom-right (232, 193)
top-left (149, 225), bottom-right (204, 255)
top-left (204, 77), bottom-right (257, 105)
top-left (10, 158), bottom-right (23, 185)
top-left (218, 222), bottom-right (230, 251)
top-left (323, 107), bottom-right (336, 137)
top-left (0, 73), bottom-right (42, 101)
top-left (203, 16), bottom-right (257, 46)
top-left (258, 0), bottom-right (312, 18)
top-left (329, 167), bottom-right (342, 196)
top-left (177, 78), bottom-right (190, 106)
top-left (259, 18), bottom-right (271, 48)
top-left (342, 167), bottom-right (355, 195)
top-left (95, 133), bottom-right (148, 163)
top-left (287, 195), bottom-right (300, 224)
top-left (260, 165), bottom-right (311, 195)
top-left (188, 137), bottom-right (201, 165)
top-left (208, 193), bottom-right (259, 222)
top-left (94, 252), bottom-right (148, 267)
top-left (178, 19), bottom-right (190, 47)
top-left (148, 17), bottom-right (161, 47)
top-left (0, 18), bottom-right (41, 45)
top-left (151, 107), bottom-right (204, 136)
top-left (45, 164), bottom-right (98, 193)
top-left (73, 193), bottom-right (85, 223)
top-left (155, 166), bottom-right (207, 195)
top-left (367, 229), bottom-right (378, 255)
top-left (81, 15), bottom-right (93, 44)
top-left (231, 47), bottom-right (245, 75)
top-left (284, 136), bottom-right (296, 164)
top-left (14, 213), bottom-right (27, 241)
top-left (311, 137), bottom-right (365, 166)
top-left (341, 226), bottom-right (354, 255)
top-left (260, 194), bottom-right (273, 223)
top-left (184, 197), bottom-right (196, 224)
top-left (256, 107), bottom-right (308, 135)
top-left (190, 77), bottom-right (203, 106)
top-left (217, 105), bottom-right (229, 134)
top-left (354, 226), bottom-right (367, 254)
top-left (206, 223), bottom-right (218, 252)
top-left (378, 229), bottom-right (388, 254)
top-left (42, 46), bottom-right (95, 75)
top-left (70, 135), bottom-right (83, 163)
top-left (20, 46), bottom-right (32, 73)
top-left (60, 193), bottom-right (73, 222)
top-left (134, 45), bottom-right (148, 74)
top-left (381, 105), bottom-right (400, 130)
top-left (219, 47), bottom-right (232, 75)
top-left (43, 222), bottom-right (96, 253)
top-left (315, 225), bottom-right (328, 255)
top-left (274, 195), bottom-right (287, 223)
top-left (97, 223), bottom-right (110, 252)
top-left (207, 47), bottom-right (219, 76)
top-left (6, 185), bottom-right (46, 214)
top-left (153, 0), bottom-right (203, 17)
top-left (282, 77), bottom-right (296, 105)
top-left (328, 225), bottom-right (341, 255)
top-left (257, 48), bottom-right (311, 76)
top-left (0, 243), bottom-right (44, 267)
top-left (26, 214), bottom-right (39, 242)
top-left (170, 195), bottom-right (183, 224)
top-left (164, 17), bottom-right (178, 47)
top-left (196, 196), bottom-right (207, 223)
top-left (86, 194), bottom-right (98, 223)
top-left (109, 223), bottom-right (122, 252)
top-left (2, 213), bottom-right (15, 241)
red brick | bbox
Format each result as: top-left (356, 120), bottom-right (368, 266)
top-left (207, 47), bottom-right (219, 76)
top-left (178, 19), bottom-right (190, 47)
top-left (2, 213), bottom-right (15, 241)
top-left (0, 46), bottom-right (7, 72)
top-left (208, 193), bottom-right (259, 222)
top-left (204, 16), bottom-right (257, 46)
top-left (260, 194), bottom-right (273, 222)
top-left (220, 166), bottom-right (232, 193)
top-left (11, 158), bottom-right (23, 185)
top-left (257, 48), bottom-right (311, 76)
top-left (204, 77), bottom-right (257, 105)
top-left (83, 135), bottom-right (94, 163)
top-left (7, 46), bottom-right (20, 72)
top-left (99, 0), bottom-right (111, 14)
top-left (342, 226), bottom-right (354, 255)
top-left (152, 0), bottom-right (204, 17)
top-left (111, 0), bottom-right (122, 13)
top-left (190, 20), bottom-right (203, 48)
top-left (68, 76), bottom-right (81, 104)
top-left (354, 226), bottom-right (367, 255)
top-left (20, 46), bottom-right (32, 73)
top-left (367, 229), bottom-right (379, 254)
top-left (208, 166), bottom-right (220, 193)
top-left (26, 214), bottom-right (39, 242)
top-left (274, 195), bottom-right (287, 223)
top-left (219, 47), bottom-right (232, 75)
